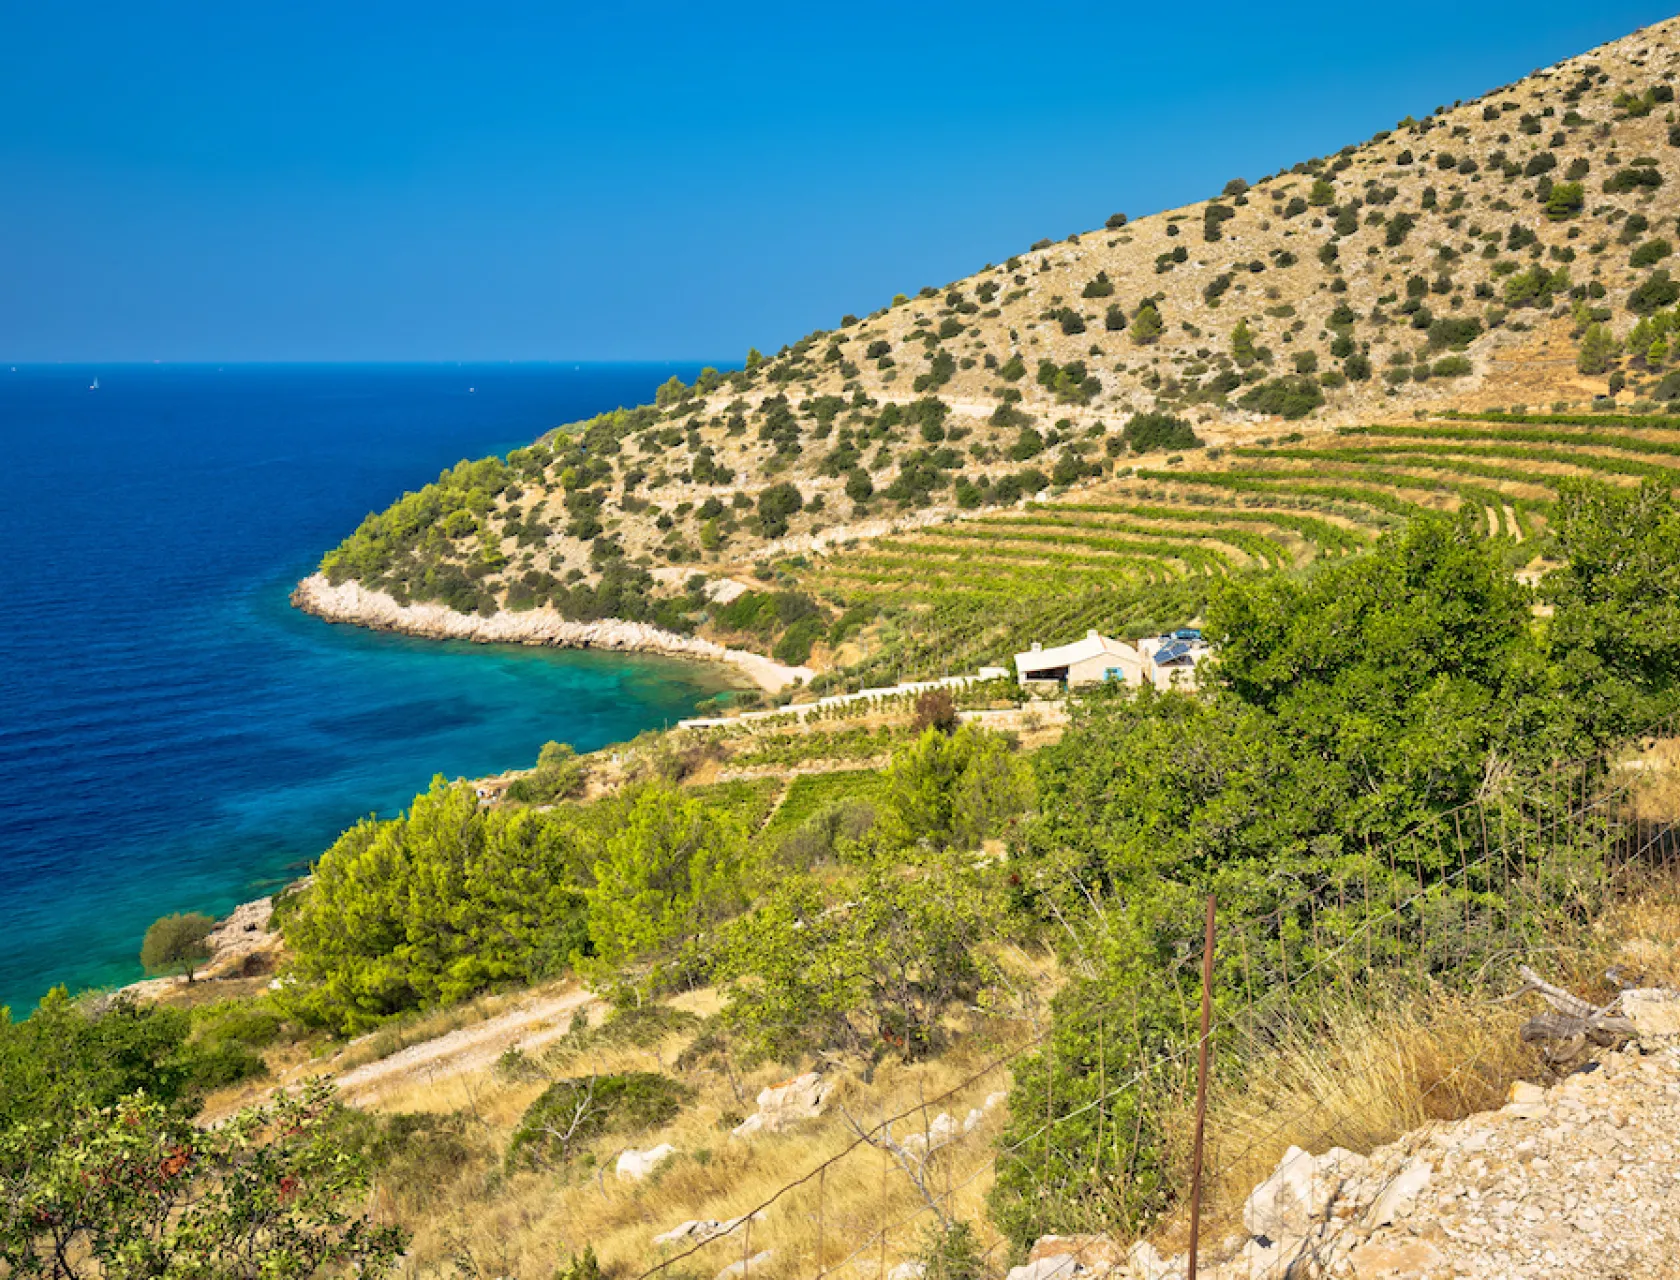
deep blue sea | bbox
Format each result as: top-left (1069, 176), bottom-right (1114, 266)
top-left (0, 363), bottom-right (732, 1012)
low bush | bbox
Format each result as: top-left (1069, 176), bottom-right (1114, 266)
top-left (506, 1073), bottom-right (693, 1169)
top-left (1238, 375), bottom-right (1325, 419)
top-left (1122, 412), bottom-right (1202, 453)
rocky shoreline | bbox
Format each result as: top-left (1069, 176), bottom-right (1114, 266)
top-left (290, 573), bottom-right (812, 694)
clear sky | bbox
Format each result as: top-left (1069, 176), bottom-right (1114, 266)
top-left (2, 1), bottom-right (1673, 363)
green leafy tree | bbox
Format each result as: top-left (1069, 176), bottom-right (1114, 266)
top-left (1121, 412), bottom-right (1202, 453)
top-left (140, 912), bottom-right (215, 983)
top-left (756, 482), bottom-right (804, 538)
top-left (1130, 301), bottom-right (1163, 345)
top-left (1238, 375), bottom-right (1324, 419)
top-left (879, 726), bottom-right (1031, 851)
top-left (0, 990), bottom-right (197, 1131)
top-left (720, 856), bottom-right (997, 1061)
top-left (0, 1081), bottom-right (405, 1279)
top-left (282, 779), bottom-right (593, 1032)
top-left (1545, 479), bottom-right (1680, 737)
top-left (1577, 322), bottom-right (1619, 375)
top-left (585, 785), bottom-right (747, 985)
top-left (1231, 319), bottom-right (1258, 365)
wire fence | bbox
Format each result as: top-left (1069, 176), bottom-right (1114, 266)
top-left (633, 716), bottom-right (1680, 1279)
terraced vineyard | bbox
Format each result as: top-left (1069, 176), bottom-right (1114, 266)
top-left (798, 412), bottom-right (1680, 686)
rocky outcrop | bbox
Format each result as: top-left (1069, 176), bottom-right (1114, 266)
top-left (616, 1143), bottom-right (677, 1181)
top-left (729, 1072), bottom-right (833, 1139)
top-left (652, 1215), bottom-right (758, 1248)
top-left (1020, 1021), bottom-right (1680, 1279)
top-left (291, 573), bottom-right (812, 694)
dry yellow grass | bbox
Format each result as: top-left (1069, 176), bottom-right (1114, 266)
top-left (1151, 866), bottom-right (1680, 1255)
top-left (362, 1007), bottom-right (1035, 1278)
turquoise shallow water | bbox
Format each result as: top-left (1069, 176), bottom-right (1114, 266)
top-left (0, 363), bottom-right (730, 1012)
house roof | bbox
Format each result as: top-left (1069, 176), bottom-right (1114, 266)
top-left (1014, 630), bottom-right (1141, 677)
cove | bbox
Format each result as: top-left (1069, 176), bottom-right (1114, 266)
top-left (0, 363), bottom-right (730, 1011)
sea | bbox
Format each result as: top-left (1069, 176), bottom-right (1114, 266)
top-left (0, 363), bottom-right (735, 1013)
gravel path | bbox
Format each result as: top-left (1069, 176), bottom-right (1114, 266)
top-left (336, 987), bottom-right (596, 1105)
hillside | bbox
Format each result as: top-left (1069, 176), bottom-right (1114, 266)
top-left (301, 17), bottom-right (1680, 685)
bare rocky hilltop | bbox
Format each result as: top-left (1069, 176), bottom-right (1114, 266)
top-left (306, 15), bottom-right (1680, 640)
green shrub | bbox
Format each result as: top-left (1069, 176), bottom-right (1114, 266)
top-left (1238, 375), bottom-right (1324, 419)
top-left (756, 482), bottom-right (805, 538)
top-left (720, 855), bottom-right (998, 1061)
top-left (1121, 412), bottom-right (1202, 453)
top-left (1630, 270), bottom-right (1680, 315)
top-left (917, 1220), bottom-right (987, 1279)
top-left (773, 615), bottom-right (825, 665)
top-left (1427, 316), bottom-right (1483, 350)
top-left (1544, 182), bottom-right (1585, 220)
top-left (1604, 166), bottom-right (1664, 193)
top-left (505, 741), bottom-right (588, 805)
top-left (1631, 238), bottom-right (1673, 268)
top-left (507, 1073), bottom-right (692, 1169)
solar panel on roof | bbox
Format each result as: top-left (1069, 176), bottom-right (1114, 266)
top-left (1155, 640), bottom-right (1191, 664)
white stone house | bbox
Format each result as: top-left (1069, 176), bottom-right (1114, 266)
top-left (1013, 630), bottom-right (1148, 689)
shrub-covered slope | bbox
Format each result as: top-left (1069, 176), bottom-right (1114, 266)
top-left (314, 17), bottom-right (1680, 629)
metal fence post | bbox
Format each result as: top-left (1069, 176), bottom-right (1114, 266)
top-left (1188, 894), bottom-right (1217, 1280)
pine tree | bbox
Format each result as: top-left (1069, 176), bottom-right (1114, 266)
top-left (1130, 302), bottom-right (1163, 345)
top-left (1576, 323), bottom-right (1618, 375)
top-left (1232, 319), bottom-right (1258, 365)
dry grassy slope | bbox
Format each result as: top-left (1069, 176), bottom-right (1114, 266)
top-left (363, 17), bottom-right (1680, 606)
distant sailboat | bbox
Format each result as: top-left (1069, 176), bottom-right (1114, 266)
top-left (89, 377), bottom-right (100, 390)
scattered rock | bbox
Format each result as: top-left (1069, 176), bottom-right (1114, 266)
top-left (1126, 1239), bottom-right (1178, 1280)
top-left (1006, 1257), bottom-right (1084, 1280)
top-left (1185, 1037), bottom-right (1680, 1278)
top-left (1361, 1157), bottom-right (1432, 1229)
top-left (711, 1251), bottom-right (774, 1279)
top-left (1346, 1236), bottom-right (1447, 1276)
top-left (1244, 1144), bottom-right (1368, 1239)
top-left (1623, 987), bottom-right (1680, 1037)
top-left (652, 1215), bottom-right (755, 1247)
top-left (1028, 1234), bottom-right (1125, 1266)
top-left (731, 1072), bottom-right (832, 1138)
top-left (886, 1264), bottom-right (927, 1280)
top-left (615, 1143), bottom-right (677, 1181)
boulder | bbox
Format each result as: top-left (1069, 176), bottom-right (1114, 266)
top-left (1127, 1240), bottom-right (1178, 1280)
top-left (1028, 1234), bottom-right (1126, 1266)
top-left (902, 1111), bottom-right (964, 1157)
top-left (652, 1215), bottom-right (754, 1247)
top-left (1361, 1158), bottom-right (1432, 1229)
top-left (1345, 1236), bottom-right (1446, 1276)
top-left (731, 1072), bottom-right (832, 1138)
top-left (1623, 987), bottom-right (1680, 1037)
top-left (616, 1143), bottom-right (677, 1181)
top-left (712, 1251), bottom-right (774, 1279)
top-left (1244, 1146), bottom-right (1369, 1240)
top-left (1006, 1258), bottom-right (1084, 1280)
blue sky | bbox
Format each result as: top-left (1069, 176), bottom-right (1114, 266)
top-left (2, 1), bottom-right (1672, 362)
